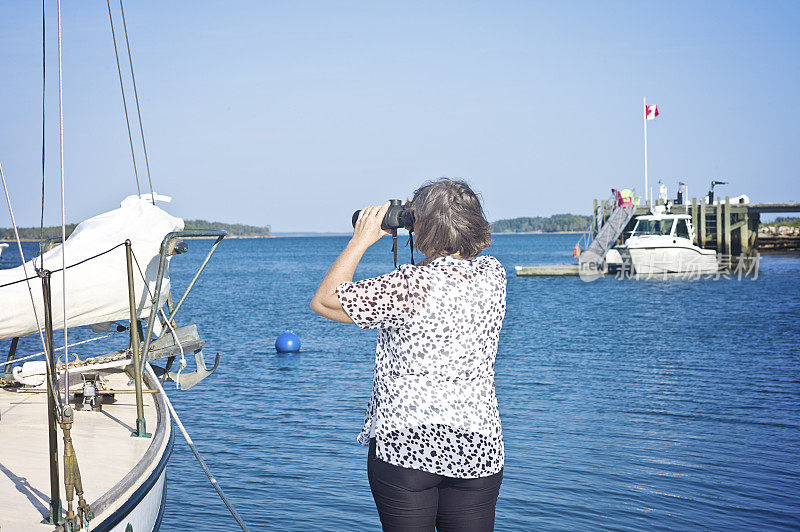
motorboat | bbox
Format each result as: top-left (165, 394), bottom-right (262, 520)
top-left (0, 242), bottom-right (8, 260)
top-left (615, 211), bottom-right (719, 275)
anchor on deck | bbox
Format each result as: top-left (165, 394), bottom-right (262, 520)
top-left (147, 324), bottom-right (221, 390)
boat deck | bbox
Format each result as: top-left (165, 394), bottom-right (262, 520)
top-left (0, 369), bottom-right (167, 531)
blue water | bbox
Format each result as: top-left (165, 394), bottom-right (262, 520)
top-left (2, 235), bottom-right (799, 530)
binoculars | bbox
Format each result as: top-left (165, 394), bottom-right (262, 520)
top-left (351, 200), bottom-right (414, 231)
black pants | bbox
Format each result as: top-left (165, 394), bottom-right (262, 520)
top-left (368, 439), bottom-right (503, 532)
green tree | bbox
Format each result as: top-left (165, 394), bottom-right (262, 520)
top-left (491, 214), bottom-right (591, 233)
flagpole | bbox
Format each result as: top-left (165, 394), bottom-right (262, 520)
top-left (643, 97), bottom-right (648, 203)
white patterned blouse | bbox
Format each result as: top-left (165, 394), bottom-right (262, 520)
top-left (337, 255), bottom-right (506, 478)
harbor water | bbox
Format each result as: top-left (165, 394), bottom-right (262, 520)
top-left (2, 234), bottom-right (799, 530)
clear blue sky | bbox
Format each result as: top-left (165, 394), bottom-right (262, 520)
top-left (1, 1), bottom-right (798, 232)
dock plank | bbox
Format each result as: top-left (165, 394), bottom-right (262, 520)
top-left (515, 265), bottom-right (587, 277)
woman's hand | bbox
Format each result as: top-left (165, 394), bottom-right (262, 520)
top-left (351, 202), bottom-right (392, 250)
top-left (310, 201), bottom-right (391, 323)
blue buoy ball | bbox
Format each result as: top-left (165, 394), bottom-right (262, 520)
top-left (275, 330), bottom-right (301, 353)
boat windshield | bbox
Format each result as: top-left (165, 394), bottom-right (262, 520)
top-left (675, 219), bottom-right (691, 239)
top-left (632, 219), bottom-right (674, 236)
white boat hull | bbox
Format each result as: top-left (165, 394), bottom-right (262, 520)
top-left (93, 443), bottom-right (171, 532)
top-left (616, 214), bottom-right (721, 276)
top-left (623, 245), bottom-right (718, 275)
top-left (91, 371), bottom-right (174, 532)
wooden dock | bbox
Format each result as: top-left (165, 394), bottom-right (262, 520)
top-left (593, 198), bottom-right (800, 258)
top-left (515, 265), bottom-right (583, 276)
top-left (515, 198), bottom-right (799, 277)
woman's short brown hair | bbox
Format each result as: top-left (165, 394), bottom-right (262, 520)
top-left (409, 178), bottom-right (491, 260)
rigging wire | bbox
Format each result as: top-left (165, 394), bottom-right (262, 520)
top-left (131, 249), bottom-right (248, 528)
top-left (0, 241), bottom-right (126, 289)
top-left (117, 0), bottom-right (155, 205)
top-left (6, 328), bottom-right (127, 366)
top-left (57, 0), bottom-right (69, 406)
top-left (38, 0), bottom-right (46, 272)
top-left (0, 161), bottom-right (63, 414)
top-left (105, 0), bottom-right (142, 198)
top-left (145, 364), bottom-right (252, 531)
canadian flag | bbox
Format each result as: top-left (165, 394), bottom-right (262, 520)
top-left (645, 104), bottom-right (659, 120)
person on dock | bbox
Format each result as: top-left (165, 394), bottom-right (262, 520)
top-left (311, 178), bottom-right (506, 531)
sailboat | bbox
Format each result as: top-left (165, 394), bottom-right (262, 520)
top-left (1, 3), bottom-right (231, 531)
top-left (0, 242), bottom-right (8, 260)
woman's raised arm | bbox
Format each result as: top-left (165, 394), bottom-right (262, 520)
top-left (310, 202), bottom-right (391, 323)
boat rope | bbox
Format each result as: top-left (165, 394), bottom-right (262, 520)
top-left (0, 161), bottom-right (62, 413)
top-left (57, 0), bottom-right (70, 407)
top-left (131, 250), bottom-right (246, 525)
top-left (175, 349), bottom-right (187, 389)
top-left (0, 241), bottom-right (126, 289)
top-left (38, 0), bottom-right (46, 272)
top-left (117, 0), bottom-right (155, 205)
top-left (170, 317), bottom-right (187, 389)
top-left (55, 10), bottom-right (94, 522)
top-left (0, 351), bottom-right (47, 367)
top-left (5, 328), bottom-right (127, 367)
top-left (130, 247), bottom-right (246, 526)
top-left (145, 364), bottom-right (252, 531)
top-left (105, 0), bottom-right (141, 199)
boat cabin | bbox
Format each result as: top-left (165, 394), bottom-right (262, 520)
top-left (629, 214), bottom-right (695, 243)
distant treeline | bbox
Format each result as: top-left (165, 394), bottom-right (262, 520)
top-left (1, 219), bottom-right (271, 241)
top-left (0, 224), bottom-right (79, 241)
top-left (183, 219), bottom-right (271, 237)
top-left (491, 214), bottom-right (591, 233)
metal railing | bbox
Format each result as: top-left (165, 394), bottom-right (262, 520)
top-left (576, 192), bottom-right (615, 256)
top-left (138, 230), bottom-right (226, 379)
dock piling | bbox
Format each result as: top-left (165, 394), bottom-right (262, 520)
top-left (740, 209), bottom-right (750, 256)
top-left (715, 200), bottom-right (723, 253)
top-left (699, 199), bottom-right (707, 247)
top-left (723, 197), bottom-right (732, 258)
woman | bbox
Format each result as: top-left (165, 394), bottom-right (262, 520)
top-left (311, 178), bottom-right (506, 532)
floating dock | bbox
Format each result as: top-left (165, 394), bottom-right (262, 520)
top-left (515, 198), bottom-right (800, 276)
top-left (515, 265), bottom-right (583, 276)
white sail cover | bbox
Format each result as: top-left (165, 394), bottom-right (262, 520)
top-left (0, 195), bottom-right (184, 340)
